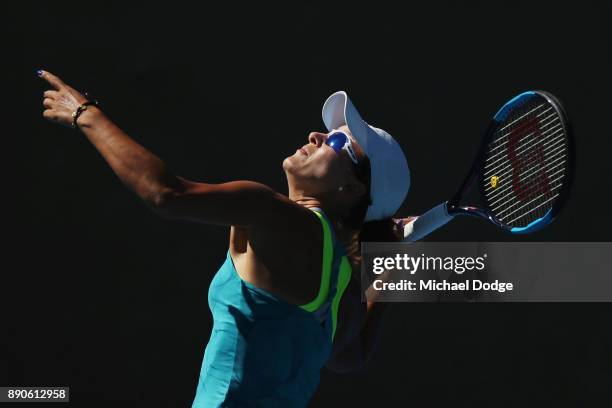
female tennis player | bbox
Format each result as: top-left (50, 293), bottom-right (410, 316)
top-left (38, 69), bottom-right (412, 407)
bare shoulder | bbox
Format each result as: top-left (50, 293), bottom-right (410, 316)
top-left (230, 205), bottom-right (325, 305)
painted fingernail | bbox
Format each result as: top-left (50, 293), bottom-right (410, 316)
top-left (36, 70), bottom-right (43, 76)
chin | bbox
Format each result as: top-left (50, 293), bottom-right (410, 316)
top-left (282, 154), bottom-right (300, 170)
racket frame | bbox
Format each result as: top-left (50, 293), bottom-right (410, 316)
top-left (447, 90), bottom-right (574, 234)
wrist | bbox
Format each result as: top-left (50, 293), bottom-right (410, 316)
top-left (76, 105), bottom-right (104, 130)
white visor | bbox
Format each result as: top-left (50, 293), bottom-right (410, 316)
top-left (322, 91), bottom-right (410, 222)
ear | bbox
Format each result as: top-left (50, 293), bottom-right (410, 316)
top-left (345, 180), bottom-right (367, 198)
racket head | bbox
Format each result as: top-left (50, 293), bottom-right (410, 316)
top-left (475, 91), bottom-right (573, 233)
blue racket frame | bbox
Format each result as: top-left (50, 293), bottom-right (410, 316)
top-left (404, 90), bottom-right (573, 242)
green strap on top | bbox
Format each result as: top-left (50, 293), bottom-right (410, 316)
top-left (330, 256), bottom-right (352, 339)
top-left (299, 210), bottom-right (333, 313)
top-left (299, 210), bottom-right (352, 341)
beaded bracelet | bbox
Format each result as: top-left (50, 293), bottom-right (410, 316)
top-left (71, 101), bottom-right (99, 129)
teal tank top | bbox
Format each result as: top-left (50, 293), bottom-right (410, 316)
top-left (192, 208), bottom-right (352, 407)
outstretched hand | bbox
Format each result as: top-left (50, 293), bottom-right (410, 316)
top-left (37, 70), bottom-right (90, 128)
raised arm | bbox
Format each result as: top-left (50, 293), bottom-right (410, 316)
top-left (38, 70), bottom-right (305, 227)
top-left (325, 299), bottom-right (391, 374)
top-left (326, 217), bottom-right (416, 373)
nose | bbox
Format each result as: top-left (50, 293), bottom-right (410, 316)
top-left (308, 132), bottom-right (327, 147)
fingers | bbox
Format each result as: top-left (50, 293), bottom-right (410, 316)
top-left (44, 90), bottom-right (59, 99)
top-left (38, 70), bottom-right (66, 90)
top-left (42, 109), bottom-right (55, 120)
top-left (42, 109), bottom-right (69, 127)
top-left (43, 89), bottom-right (59, 109)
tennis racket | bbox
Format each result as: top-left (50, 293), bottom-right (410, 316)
top-left (403, 90), bottom-right (573, 242)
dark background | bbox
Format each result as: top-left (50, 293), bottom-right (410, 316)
top-left (6, 1), bottom-right (612, 406)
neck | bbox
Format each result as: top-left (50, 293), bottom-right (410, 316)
top-left (287, 185), bottom-right (357, 246)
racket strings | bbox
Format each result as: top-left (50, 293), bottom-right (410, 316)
top-left (486, 137), bottom-right (565, 199)
top-left (486, 126), bottom-right (566, 201)
top-left (481, 95), bottom-right (569, 228)
top-left (484, 111), bottom-right (559, 167)
top-left (484, 115), bottom-right (563, 181)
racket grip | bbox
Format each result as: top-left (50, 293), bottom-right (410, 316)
top-left (402, 202), bottom-right (454, 242)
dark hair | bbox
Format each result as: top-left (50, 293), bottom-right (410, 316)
top-left (342, 154), bottom-right (403, 268)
